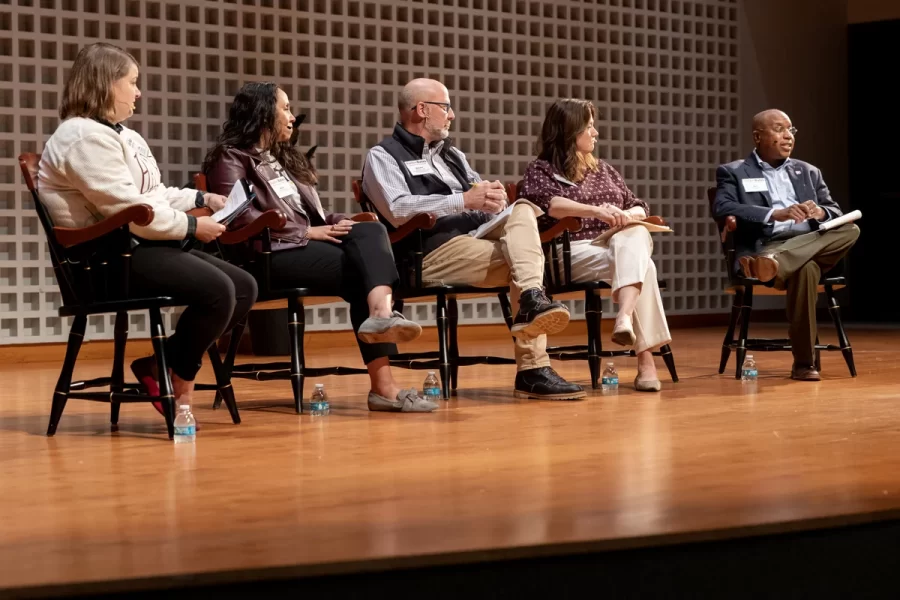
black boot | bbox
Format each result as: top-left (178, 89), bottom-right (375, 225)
top-left (511, 289), bottom-right (570, 338)
top-left (514, 367), bottom-right (586, 400)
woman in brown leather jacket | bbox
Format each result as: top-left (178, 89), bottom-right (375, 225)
top-left (202, 82), bottom-right (436, 412)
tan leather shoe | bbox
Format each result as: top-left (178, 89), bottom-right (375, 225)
top-left (791, 364), bottom-right (821, 381)
top-left (612, 315), bottom-right (636, 347)
top-left (738, 254), bottom-right (778, 283)
top-left (634, 376), bottom-right (662, 392)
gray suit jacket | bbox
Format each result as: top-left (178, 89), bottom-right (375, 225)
top-left (712, 152), bottom-right (843, 272)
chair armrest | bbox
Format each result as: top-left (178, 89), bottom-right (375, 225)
top-left (388, 212), bottom-right (437, 244)
top-left (352, 212), bottom-right (378, 223)
top-left (721, 216), bottom-right (737, 243)
top-left (540, 217), bottom-right (582, 243)
top-left (187, 207), bottom-right (213, 218)
top-left (219, 210), bottom-right (287, 245)
top-left (53, 204), bottom-right (155, 248)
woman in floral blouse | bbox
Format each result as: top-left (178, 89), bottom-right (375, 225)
top-left (519, 99), bottom-right (671, 392)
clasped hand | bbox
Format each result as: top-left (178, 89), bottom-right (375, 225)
top-left (307, 219), bottom-right (356, 244)
top-left (462, 180), bottom-right (507, 214)
top-left (593, 204), bottom-right (633, 228)
top-left (773, 200), bottom-right (825, 223)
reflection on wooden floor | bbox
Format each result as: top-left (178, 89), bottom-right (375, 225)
top-left (1, 324), bottom-right (899, 593)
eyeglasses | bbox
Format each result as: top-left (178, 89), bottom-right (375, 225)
top-left (771, 125), bottom-right (798, 136)
top-left (420, 101), bottom-right (452, 114)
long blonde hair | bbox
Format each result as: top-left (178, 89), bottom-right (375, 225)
top-left (536, 99), bottom-right (599, 183)
top-left (58, 43), bottom-right (138, 121)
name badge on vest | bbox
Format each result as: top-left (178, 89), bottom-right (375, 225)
top-left (741, 178), bottom-right (768, 193)
top-left (553, 173), bottom-right (576, 186)
top-left (269, 175), bottom-right (296, 199)
top-left (405, 159), bottom-right (435, 177)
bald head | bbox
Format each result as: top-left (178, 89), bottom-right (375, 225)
top-left (752, 109), bottom-right (789, 132)
top-left (398, 78), bottom-right (446, 112)
top-left (752, 109), bottom-right (795, 164)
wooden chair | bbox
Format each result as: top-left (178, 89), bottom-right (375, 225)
top-left (706, 186), bottom-right (856, 378)
top-left (17, 153), bottom-right (240, 439)
top-left (352, 179), bottom-right (522, 398)
top-left (507, 182), bottom-right (679, 388)
top-left (195, 174), bottom-right (403, 413)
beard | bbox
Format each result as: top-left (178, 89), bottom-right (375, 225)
top-left (425, 119), bottom-right (450, 140)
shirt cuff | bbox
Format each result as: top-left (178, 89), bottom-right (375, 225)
top-left (185, 215), bottom-right (198, 240)
top-left (817, 207), bottom-right (832, 222)
top-left (764, 207), bottom-right (776, 223)
top-left (195, 191), bottom-right (205, 208)
top-left (449, 192), bottom-right (465, 214)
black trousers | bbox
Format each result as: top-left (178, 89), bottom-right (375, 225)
top-left (270, 222), bottom-right (399, 365)
top-left (130, 244), bottom-right (258, 381)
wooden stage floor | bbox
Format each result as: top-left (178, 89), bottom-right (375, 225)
top-left (1, 324), bottom-right (899, 596)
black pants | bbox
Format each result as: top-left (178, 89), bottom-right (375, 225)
top-left (130, 244), bottom-right (258, 381)
top-left (270, 222), bottom-right (399, 365)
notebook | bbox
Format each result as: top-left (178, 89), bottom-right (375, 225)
top-left (591, 217), bottom-right (674, 245)
top-left (211, 179), bottom-right (254, 225)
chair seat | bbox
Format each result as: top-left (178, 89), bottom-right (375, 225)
top-left (396, 285), bottom-right (510, 301)
top-left (59, 296), bottom-right (177, 317)
top-left (726, 276), bottom-right (846, 296)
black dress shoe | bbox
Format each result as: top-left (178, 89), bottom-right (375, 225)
top-left (511, 289), bottom-right (570, 338)
top-left (514, 367), bottom-right (586, 400)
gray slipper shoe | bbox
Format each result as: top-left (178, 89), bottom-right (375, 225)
top-left (357, 311), bottom-right (423, 344)
top-left (367, 388), bottom-right (438, 412)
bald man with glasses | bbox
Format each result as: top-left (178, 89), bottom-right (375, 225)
top-left (362, 78), bottom-right (585, 401)
top-left (713, 109), bottom-right (860, 381)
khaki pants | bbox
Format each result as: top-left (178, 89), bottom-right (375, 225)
top-left (421, 203), bottom-right (548, 371)
top-left (565, 226), bottom-right (671, 353)
top-left (760, 224), bottom-right (860, 366)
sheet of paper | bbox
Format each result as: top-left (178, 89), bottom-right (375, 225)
top-left (469, 198), bottom-right (544, 239)
top-left (591, 219), bottom-right (674, 246)
top-left (211, 180), bottom-right (253, 224)
top-left (818, 209), bottom-right (861, 232)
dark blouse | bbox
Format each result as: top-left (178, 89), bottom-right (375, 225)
top-left (519, 158), bottom-right (651, 242)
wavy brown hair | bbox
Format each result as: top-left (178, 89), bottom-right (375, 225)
top-left (202, 82), bottom-right (316, 185)
top-left (59, 43), bottom-right (138, 121)
top-left (536, 99), bottom-right (599, 183)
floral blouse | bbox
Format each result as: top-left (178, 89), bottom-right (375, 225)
top-left (519, 158), bottom-right (651, 242)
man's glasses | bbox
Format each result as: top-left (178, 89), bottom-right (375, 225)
top-left (771, 125), bottom-right (798, 136)
top-left (421, 101), bottom-right (452, 114)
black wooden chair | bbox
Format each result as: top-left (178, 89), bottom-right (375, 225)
top-left (194, 173), bottom-right (396, 413)
top-left (18, 153), bottom-right (240, 439)
top-left (706, 186), bottom-right (856, 379)
top-left (353, 180), bottom-right (520, 399)
top-left (507, 182), bottom-right (679, 389)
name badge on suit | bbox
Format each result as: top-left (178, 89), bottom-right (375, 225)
top-left (741, 178), bottom-right (768, 193)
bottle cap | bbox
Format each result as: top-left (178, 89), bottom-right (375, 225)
top-left (607, 361), bottom-right (614, 366)
top-left (178, 404), bottom-right (191, 410)
top-left (428, 371), bottom-right (435, 375)
top-left (315, 383), bottom-right (324, 388)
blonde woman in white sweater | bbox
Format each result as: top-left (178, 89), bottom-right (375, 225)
top-left (38, 43), bottom-right (257, 419)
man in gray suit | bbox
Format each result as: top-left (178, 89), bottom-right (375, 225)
top-left (713, 109), bottom-right (860, 381)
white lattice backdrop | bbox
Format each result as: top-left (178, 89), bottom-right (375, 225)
top-left (0, 0), bottom-right (739, 344)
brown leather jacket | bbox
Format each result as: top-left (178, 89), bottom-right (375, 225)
top-left (204, 146), bottom-right (346, 250)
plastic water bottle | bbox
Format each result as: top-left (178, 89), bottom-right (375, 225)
top-left (741, 354), bottom-right (758, 382)
top-left (173, 404), bottom-right (196, 443)
top-left (601, 362), bottom-right (619, 394)
top-left (310, 383), bottom-right (329, 416)
top-left (423, 371), bottom-right (441, 403)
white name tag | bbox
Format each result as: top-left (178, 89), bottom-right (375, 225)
top-left (553, 173), bottom-right (576, 186)
top-left (269, 175), bottom-right (296, 199)
top-left (741, 178), bottom-right (768, 193)
top-left (405, 159), bottom-right (435, 177)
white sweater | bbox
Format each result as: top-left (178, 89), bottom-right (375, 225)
top-left (37, 117), bottom-right (198, 240)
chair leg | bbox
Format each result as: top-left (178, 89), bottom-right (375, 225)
top-left (110, 311), bottom-right (127, 432)
top-left (814, 335), bottom-right (821, 373)
top-left (213, 318), bottom-right (246, 410)
top-left (207, 345), bottom-right (240, 424)
top-left (825, 284), bottom-right (856, 377)
top-left (734, 286), bottom-right (754, 380)
top-left (585, 290), bottom-right (601, 389)
top-left (436, 294), bottom-right (451, 400)
top-left (659, 344), bottom-right (679, 383)
top-left (448, 296), bottom-right (460, 394)
top-left (47, 314), bottom-right (87, 436)
top-left (720, 290), bottom-right (741, 374)
top-left (287, 296), bottom-right (305, 414)
top-left (498, 292), bottom-right (513, 331)
top-left (148, 308), bottom-right (175, 440)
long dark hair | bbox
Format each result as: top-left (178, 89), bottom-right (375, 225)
top-left (202, 81), bottom-right (316, 185)
top-left (536, 99), bottom-right (598, 183)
